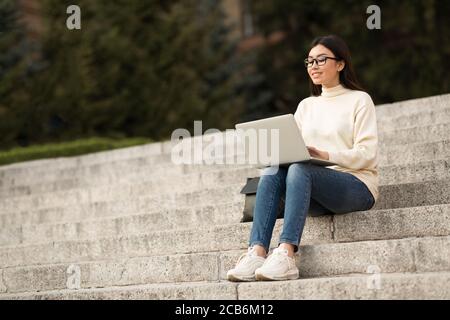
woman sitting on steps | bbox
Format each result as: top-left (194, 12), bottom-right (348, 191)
top-left (227, 34), bottom-right (379, 282)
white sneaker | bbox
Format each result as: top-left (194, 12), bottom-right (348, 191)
top-left (255, 247), bottom-right (299, 281)
top-left (227, 247), bottom-right (266, 282)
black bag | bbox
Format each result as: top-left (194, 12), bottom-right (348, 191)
top-left (239, 177), bottom-right (285, 223)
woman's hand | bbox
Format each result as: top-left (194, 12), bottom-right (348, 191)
top-left (306, 146), bottom-right (329, 160)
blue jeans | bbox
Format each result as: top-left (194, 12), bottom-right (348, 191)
top-left (249, 162), bottom-right (375, 253)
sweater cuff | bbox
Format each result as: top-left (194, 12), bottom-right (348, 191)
top-left (327, 150), bottom-right (340, 165)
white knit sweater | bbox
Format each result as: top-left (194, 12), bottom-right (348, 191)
top-left (294, 83), bottom-right (379, 204)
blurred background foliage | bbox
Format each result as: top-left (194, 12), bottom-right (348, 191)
top-left (0, 0), bottom-right (449, 152)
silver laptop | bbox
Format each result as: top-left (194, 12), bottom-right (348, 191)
top-left (235, 113), bottom-right (337, 169)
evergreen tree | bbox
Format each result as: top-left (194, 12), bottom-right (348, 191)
top-left (0, 0), bottom-right (249, 148)
top-left (249, 0), bottom-right (450, 116)
top-left (0, 0), bottom-right (43, 148)
top-left (5, 1), bottom-right (446, 148)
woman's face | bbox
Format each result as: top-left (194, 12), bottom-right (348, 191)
top-left (307, 44), bottom-right (344, 88)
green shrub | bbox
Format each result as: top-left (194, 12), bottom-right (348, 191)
top-left (0, 137), bottom-right (154, 166)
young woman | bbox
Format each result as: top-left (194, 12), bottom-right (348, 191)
top-left (227, 34), bottom-right (379, 282)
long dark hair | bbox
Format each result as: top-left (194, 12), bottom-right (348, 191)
top-left (308, 35), bottom-right (365, 96)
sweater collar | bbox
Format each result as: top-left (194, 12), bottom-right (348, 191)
top-left (320, 83), bottom-right (349, 98)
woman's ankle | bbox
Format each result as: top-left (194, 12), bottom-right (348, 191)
top-left (251, 245), bottom-right (267, 258)
top-left (278, 243), bottom-right (295, 258)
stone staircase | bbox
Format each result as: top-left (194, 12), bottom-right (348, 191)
top-left (0, 94), bottom-right (449, 300)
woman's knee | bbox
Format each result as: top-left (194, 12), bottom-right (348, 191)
top-left (286, 163), bottom-right (311, 181)
top-left (259, 167), bottom-right (286, 187)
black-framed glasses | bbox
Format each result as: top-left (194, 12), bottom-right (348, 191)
top-left (304, 56), bottom-right (340, 68)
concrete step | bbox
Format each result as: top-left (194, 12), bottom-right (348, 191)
top-left (0, 203), bottom-right (449, 268)
top-left (167, 138), bottom-right (450, 177)
top-left (1, 152), bottom-right (450, 214)
top-left (379, 122), bottom-right (450, 146)
top-left (1, 271), bottom-right (449, 299)
top-left (0, 160), bottom-right (449, 242)
top-left (0, 155), bottom-right (182, 190)
top-left (379, 139), bottom-right (450, 167)
top-left (0, 234), bottom-right (448, 294)
top-left (372, 178), bottom-right (450, 210)
top-left (0, 163), bottom-right (257, 199)
top-left (0, 93), bottom-right (448, 301)
top-left (0, 194), bottom-right (245, 229)
top-left (375, 93), bottom-right (450, 119)
top-left (0, 181), bottom-right (246, 214)
top-left (0, 132), bottom-right (246, 185)
top-left (224, 235), bottom-right (450, 281)
top-left (0, 202), bottom-right (245, 246)
top-left (1, 109), bottom-right (449, 189)
top-left (0, 168), bottom-right (449, 234)
top-left (1, 128), bottom-right (449, 191)
top-left (377, 107), bottom-right (450, 131)
top-left (0, 148), bottom-right (255, 191)
top-left (379, 158), bottom-right (450, 186)
top-left (1, 154), bottom-right (449, 201)
top-left (1, 139), bottom-right (449, 198)
top-left (239, 271), bottom-right (450, 300)
top-left (2, 198), bottom-right (448, 247)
